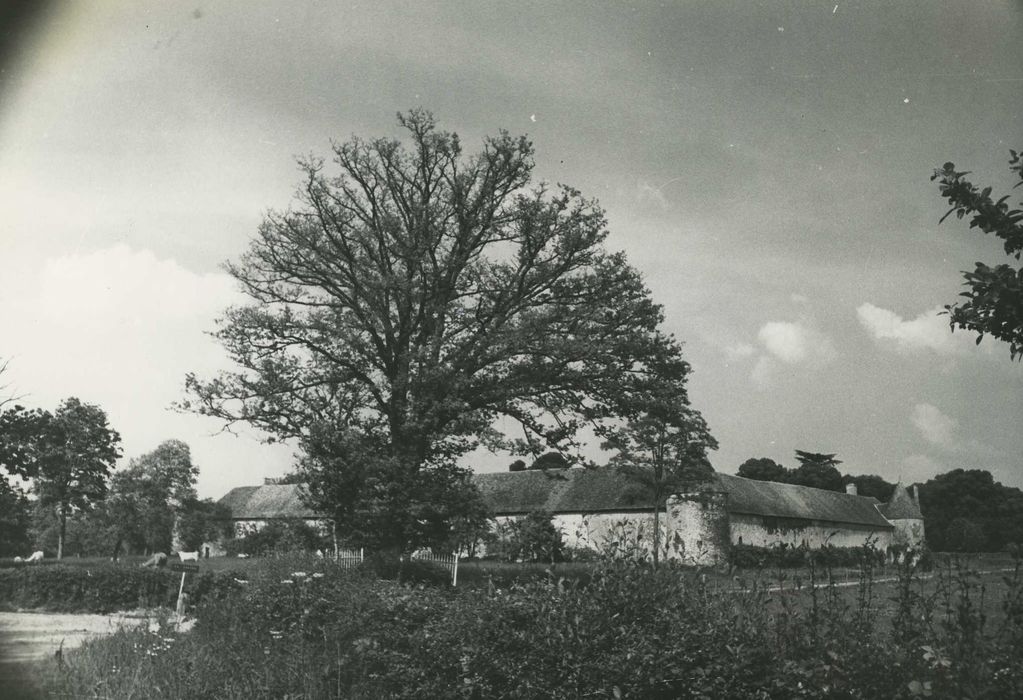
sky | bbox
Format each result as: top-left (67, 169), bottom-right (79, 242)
top-left (1, 1), bottom-right (1020, 498)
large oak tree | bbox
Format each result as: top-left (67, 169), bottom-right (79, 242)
top-left (183, 110), bottom-right (710, 552)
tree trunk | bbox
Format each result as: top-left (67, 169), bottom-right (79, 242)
top-left (57, 505), bottom-right (67, 560)
top-left (652, 505), bottom-right (660, 570)
top-left (110, 536), bottom-right (123, 562)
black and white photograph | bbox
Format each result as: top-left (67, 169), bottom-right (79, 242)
top-left (1, 2), bottom-right (1021, 698)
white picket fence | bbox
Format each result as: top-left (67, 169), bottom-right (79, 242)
top-left (331, 547), bottom-right (460, 585)
top-left (336, 547), bottom-right (364, 569)
top-left (409, 550), bottom-right (461, 586)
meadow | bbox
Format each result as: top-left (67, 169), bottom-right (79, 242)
top-left (0, 547), bottom-right (1016, 699)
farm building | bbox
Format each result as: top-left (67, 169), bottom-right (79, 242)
top-left (213, 469), bottom-right (923, 563)
top-left (473, 467), bottom-right (923, 564)
top-left (208, 479), bottom-right (333, 555)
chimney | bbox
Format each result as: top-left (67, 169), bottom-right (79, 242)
top-left (845, 482), bottom-right (858, 496)
top-left (911, 484), bottom-right (920, 505)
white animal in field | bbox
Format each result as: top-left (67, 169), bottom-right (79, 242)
top-left (26, 551), bottom-right (44, 563)
top-left (178, 551), bottom-right (199, 562)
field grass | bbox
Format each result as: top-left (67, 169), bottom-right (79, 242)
top-left (31, 549), bottom-right (1023, 699)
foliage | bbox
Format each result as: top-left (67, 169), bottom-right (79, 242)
top-left (102, 440), bottom-right (200, 556)
top-left (489, 510), bottom-right (565, 563)
top-left (39, 550), bottom-right (1023, 699)
top-left (605, 402), bottom-right (716, 566)
top-left (0, 403), bottom-right (50, 479)
top-left (0, 478), bottom-right (31, 557)
top-left (28, 398), bottom-right (122, 559)
top-left (175, 497), bottom-right (233, 552)
top-left (844, 473), bottom-right (897, 501)
top-left (225, 520), bottom-right (331, 557)
top-left (728, 542), bottom-right (886, 569)
top-left (932, 150), bottom-right (1023, 360)
top-left (0, 562), bottom-right (241, 613)
top-left (737, 456), bottom-right (787, 482)
top-left (920, 469), bottom-right (1023, 552)
top-left (737, 450), bottom-right (853, 494)
top-left (182, 109), bottom-right (707, 553)
top-left (528, 451), bottom-right (570, 469)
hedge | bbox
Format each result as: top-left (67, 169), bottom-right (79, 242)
top-left (0, 563), bottom-right (242, 613)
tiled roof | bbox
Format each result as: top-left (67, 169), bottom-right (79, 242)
top-left (474, 468), bottom-right (894, 529)
top-left (219, 468), bottom-right (900, 530)
top-left (879, 483), bottom-right (923, 520)
top-left (715, 473), bottom-right (892, 528)
top-left (217, 484), bottom-right (322, 520)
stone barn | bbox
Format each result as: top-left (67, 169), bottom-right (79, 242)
top-left (212, 469), bottom-right (924, 564)
top-left (473, 467), bottom-right (924, 564)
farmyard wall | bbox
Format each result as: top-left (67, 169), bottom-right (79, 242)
top-left (729, 513), bottom-right (893, 550)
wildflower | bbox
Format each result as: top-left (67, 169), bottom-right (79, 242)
top-left (312, 572), bottom-right (325, 579)
top-left (281, 579), bottom-right (294, 584)
top-left (291, 571), bottom-right (307, 578)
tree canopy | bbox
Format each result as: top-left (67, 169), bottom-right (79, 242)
top-left (932, 150), bottom-right (1023, 360)
top-left (740, 450), bottom-right (859, 495)
top-left (919, 469), bottom-right (1023, 552)
top-left (27, 397), bottom-right (122, 559)
top-left (104, 439), bottom-right (199, 557)
top-left (182, 110), bottom-right (709, 552)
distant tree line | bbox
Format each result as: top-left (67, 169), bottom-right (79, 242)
top-left (737, 452), bottom-right (1023, 552)
top-left (0, 389), bottom-right (229, 558)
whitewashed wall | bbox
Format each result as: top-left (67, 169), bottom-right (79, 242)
top-left (889, 518), bottom-right (925, 548)
top-left (729, 513), bottom-right (893, 550)
top-left (492, 511), bottom-right (669, 559)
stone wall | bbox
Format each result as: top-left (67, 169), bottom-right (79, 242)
top-left (889, 518), bottom-right (925, 548)
top-left (729, 513), bottom-right (894, 550)
top-left (665, 491), bottom-right (731, 565)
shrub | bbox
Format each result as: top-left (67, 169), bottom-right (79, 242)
top-left (729, 542), bottom-right (885, 569)
top-left (223, 519), bottom-right (330, 557)
top-left (490, 510), bottom-right (565, 563)
top-left (39, 550), bottom-right (1023, 699)
top-left (0, 562), bottom-right (241, 613)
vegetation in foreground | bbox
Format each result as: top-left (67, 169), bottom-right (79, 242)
top-left (35, 547), bottom-right (1023, 700)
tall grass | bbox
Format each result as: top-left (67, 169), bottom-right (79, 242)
top-left (38, 548), bottom-right (1023, 699)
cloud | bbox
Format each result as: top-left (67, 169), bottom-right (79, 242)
top-left (757, 321), bottom-right (836, 365)
top-left (856, 303), bottom-right (973, 355)
top-left (910, 403), bottom-right (956, 446)
top-left (0, 245), bottom-right (294, 497)
top-left (740, 320), bottom-right (836, 388)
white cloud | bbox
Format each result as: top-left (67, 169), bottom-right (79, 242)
top-left (911, 403), bottom-right (956, 446)
top-left (757, 321), bottom-right (836, 365)
top-left (856, 303), bottom-right (973, 355)
top-left (0, 245), bottom-right (294, 497)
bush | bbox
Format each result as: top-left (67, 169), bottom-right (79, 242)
top-left (223, 519), bottom-right (330, 557)
top-left (39, 550), bottom-right (1023, 699)
top-left (489, 510), bottom-right (565, 563)
top-left (0, 562), bottom-right (241, 613)
top-left (729, 542), bottom-right (886, 569)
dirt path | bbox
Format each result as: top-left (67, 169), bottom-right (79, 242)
top-left (0, 611), bottom-right (149, 700)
